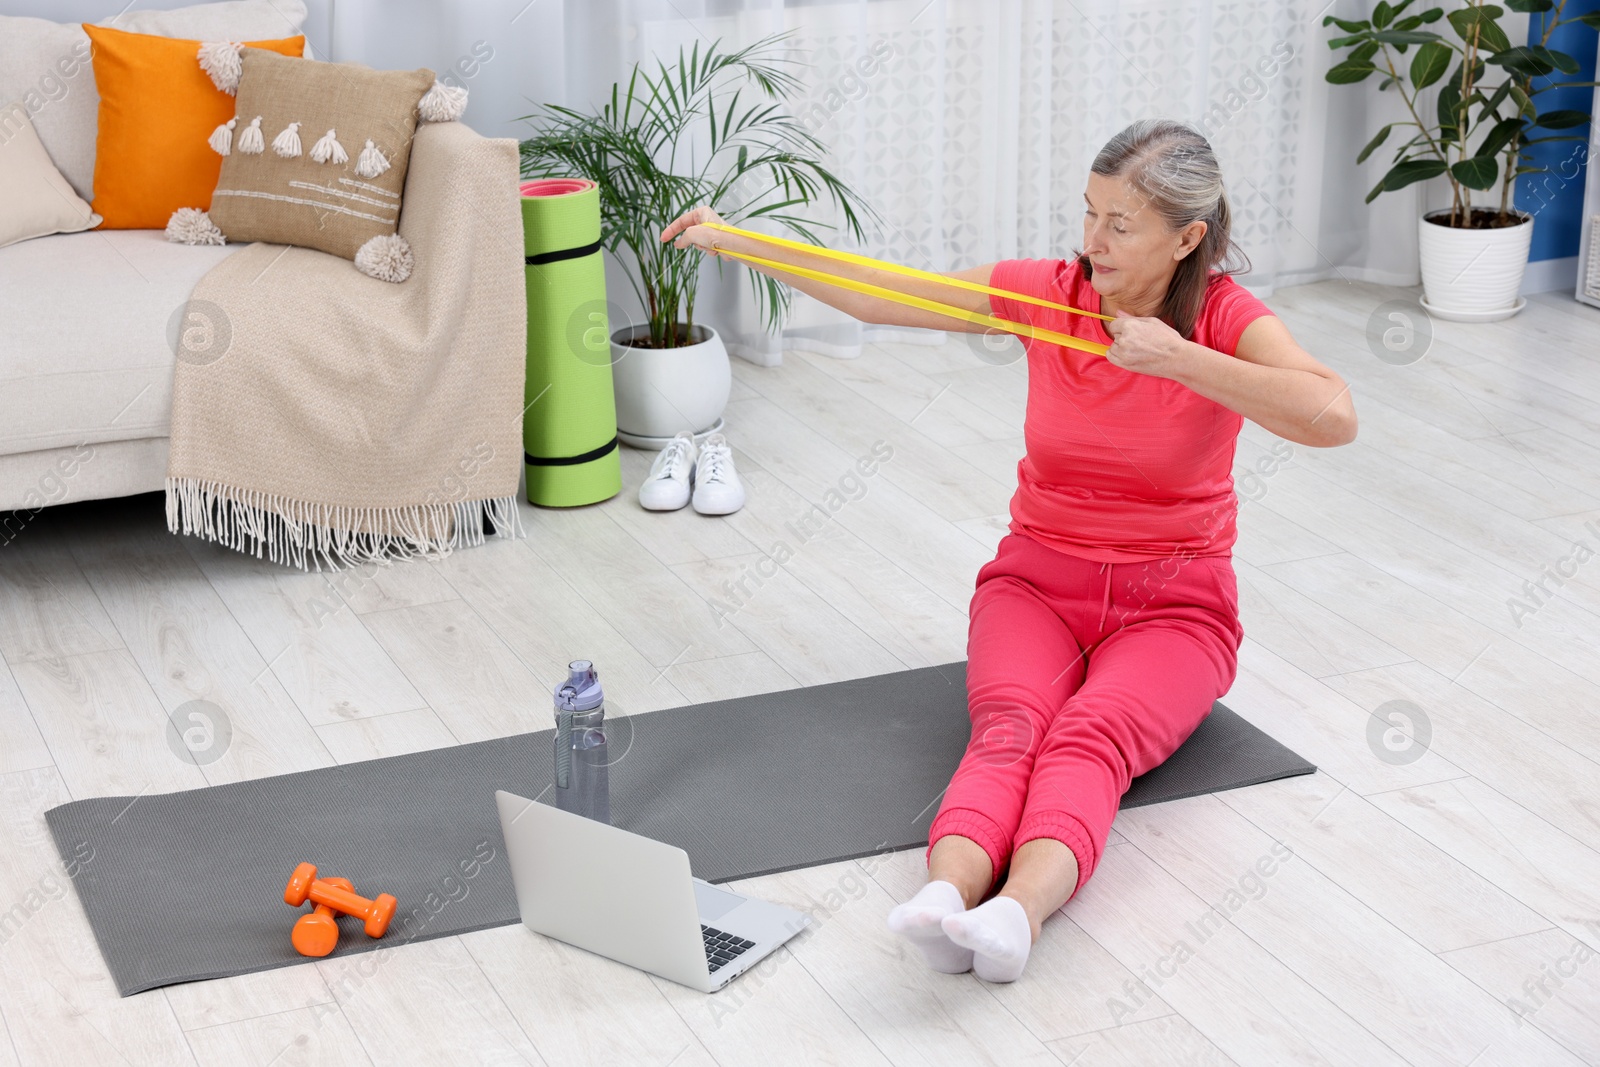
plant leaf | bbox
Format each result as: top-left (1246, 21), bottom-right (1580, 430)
top-left (1352, 40), bottom-right (1382, 63)
top-left (1410, 41), bottom-right (1452, 89)
top-left (1474, 117), bottom-right (1523, 157)
top-left (1534, 109), bottom-right (1592, 130)
top-left (1438, 81), bottom-right (1462, 134)
top-left (1503, 0), bottom-right (1553, 10)
top-left (1481, 80), bottom-right (1512, 116)
top-left (1476, 16), bottom-right (1512, 53)
top-left (1370, 28), bottom-right (1441, 44)
top-left (1327, 60), bottom-right (1377, 84)
top-left (1508, 83), bottom-right (1535, 118)
top-left (1445, 8), bottom-right (1476, 42)
top-left (1550, 48), bottom-right (1581, 75)
top-left (1448, 7), bottom-right (1511, 52)
top-left (1487, 45), bottom-right (1570, 77)
top-left (1358, 122), bottom-right (1397, 163)
top-left (1324, 15), bottom-right (1372, 32)
top-left (1374, 1), bottom-right (1395, 29)
top-left (1383, 157), bottom-right (1449, 192)
top-left (1451, 155), bottom-right (1499, 189)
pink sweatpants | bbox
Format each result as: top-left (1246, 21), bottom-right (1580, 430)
top-left (926, 532), bottom-right (1245, 901)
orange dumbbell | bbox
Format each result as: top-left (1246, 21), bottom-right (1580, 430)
top-left (291, 876), bottom-right (353, 957)
top-left (285, 863), bottom-right (399, 939)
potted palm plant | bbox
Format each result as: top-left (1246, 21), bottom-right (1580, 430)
top-left (1324, 0), bottom-right (1597, 321)
top-left (519, 33), bottom-right (877, 446)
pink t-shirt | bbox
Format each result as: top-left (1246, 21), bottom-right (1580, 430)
top-left (988, 257), bottom-right (1277, 564)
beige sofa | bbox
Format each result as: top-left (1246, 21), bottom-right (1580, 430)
top-left (0, 231), bottom-right (244, 514)
top-left (0, 0), bottom-right (305, 517)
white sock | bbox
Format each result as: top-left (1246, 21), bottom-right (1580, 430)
top-left (886, 880), bottom-right (974, 974)
top-left (941, 895), bottom-right (1032, 983)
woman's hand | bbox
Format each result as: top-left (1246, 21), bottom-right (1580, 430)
top-left (660, 205), bottom-right (727, 255)
top-left (1103, 309), bottom-right (1193, 379)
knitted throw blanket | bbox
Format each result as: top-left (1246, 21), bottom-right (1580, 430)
top-left (165, 121), bottom-right (526, 569)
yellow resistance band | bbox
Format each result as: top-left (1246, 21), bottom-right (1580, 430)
top-left (704, 222), bottom-right (1113, 322)
top-left (701, 222), bottom-right (1112, 358)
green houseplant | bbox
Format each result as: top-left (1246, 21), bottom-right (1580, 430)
top-left (519, 33), bottom-right (878, 445)
top-left (1323, 0), bottom-right (1598, 319)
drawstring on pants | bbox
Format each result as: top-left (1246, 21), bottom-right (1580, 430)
top-left (1098, 561), bottom-right (1113, 632)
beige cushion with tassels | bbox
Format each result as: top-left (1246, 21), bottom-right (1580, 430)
top-left (207, 48), bottom-right (434, 261)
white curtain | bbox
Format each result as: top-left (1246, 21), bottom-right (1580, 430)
top-left (18, 0), bottom-right (1445, 365)
top-left (557, 0), bottom-right (1428, 365)
top-left (313, 0), bottom-right (1431, 365)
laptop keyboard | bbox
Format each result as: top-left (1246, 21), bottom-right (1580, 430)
top-left (701, 924), bottom-right (756, 973)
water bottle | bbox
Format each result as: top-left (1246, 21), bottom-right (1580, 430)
top-left (553, 659), bottom-right (609, 824)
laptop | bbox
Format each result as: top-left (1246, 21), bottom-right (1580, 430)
top-left (495, 789), bottom-right (812, 993)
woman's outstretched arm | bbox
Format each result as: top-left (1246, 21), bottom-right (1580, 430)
top-left (660, 205), bottom-right (998, 334)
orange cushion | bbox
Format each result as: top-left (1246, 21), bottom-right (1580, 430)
top-left (84, 24), bottom-right (305, 229)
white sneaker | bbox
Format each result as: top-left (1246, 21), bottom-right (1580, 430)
top-left (639, 432), bottom-right (697, 511)
top-left (691, 433), bottom-right (745, 515)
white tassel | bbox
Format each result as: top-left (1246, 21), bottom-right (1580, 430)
top-left (309, 128), bottom-right (347, 165)
top-left (417, 80), bottom-right (468, 123)
top-left (197, 41), bottom-right (243, 94)
top-left (208, 117), bottom-right (236, 156)
top-left (272, 121), bottom-right (302, 158)
top-left (166, 207), bottom-right (226, 246)
top-left (353, 233), bottom-right (413, 282)
top-left (354, 139), bottom-right (389, 179)
top-left (236, 116), bottom-right (265, 154)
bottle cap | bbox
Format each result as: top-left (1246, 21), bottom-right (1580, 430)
top-left (554, 659), bottom-right (604, 712)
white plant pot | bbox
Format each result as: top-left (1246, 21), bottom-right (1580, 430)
top-left (1418, 208), bottom-right (1533, 322)
top-left (610, 323), bottom-right (732, 449)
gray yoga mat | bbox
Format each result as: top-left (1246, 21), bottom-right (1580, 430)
top-left (46, 662), bottom-right (1313, 996)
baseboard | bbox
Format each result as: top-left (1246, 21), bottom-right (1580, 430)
top-left (1251, 257), bottom-right (1580, 300)
top-left (1521, 255), bottom-right (1578, 296)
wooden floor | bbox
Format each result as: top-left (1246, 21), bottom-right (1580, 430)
top-left (2, 279), bottom-right (1598, 1066)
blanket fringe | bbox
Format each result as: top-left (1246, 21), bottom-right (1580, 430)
top-left (166, 477), bottom-right (524, 572)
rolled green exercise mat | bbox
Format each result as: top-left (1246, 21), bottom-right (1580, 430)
top-left (520, 178), bottom-right (622, 507)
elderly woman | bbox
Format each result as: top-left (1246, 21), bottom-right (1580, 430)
top-left (661, 118), bottom-right (1356, 983)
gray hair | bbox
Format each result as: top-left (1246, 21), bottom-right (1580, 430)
top-left (1076, 119), bottom-right (1252, 341)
